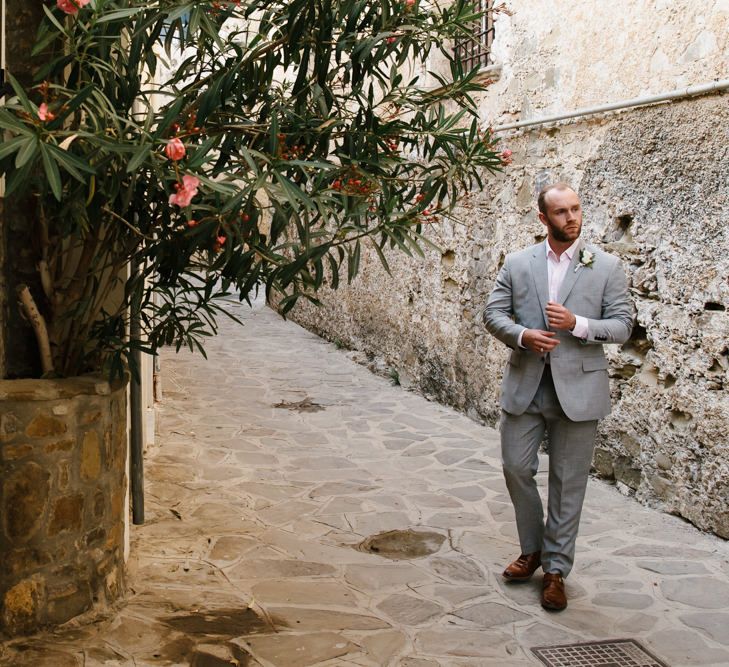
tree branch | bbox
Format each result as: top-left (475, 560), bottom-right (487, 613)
top-left (17, 285), bottom-right (54, 375)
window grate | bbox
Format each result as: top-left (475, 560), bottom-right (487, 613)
top-left (454, 0), bottom-right (494, 71)
top-left (531, 639), bottom-right (669, 667)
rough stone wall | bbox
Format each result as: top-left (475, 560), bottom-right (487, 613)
top-left (0, 377), bottom-right (127, 635)
top-left (288, 1), bottom-right (729, 538)
top-left (470, 0), bottom-right (728, 119)
top-left (577, 99), bottom-right (729, 538)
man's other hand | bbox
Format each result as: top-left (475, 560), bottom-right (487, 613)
top-left (522, 329), bottom-right (559, 354)
top-left (546, 301), bottom-right (577, 331)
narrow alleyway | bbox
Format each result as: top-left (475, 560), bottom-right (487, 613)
top-left (3, 297), bottom-right (729, 666)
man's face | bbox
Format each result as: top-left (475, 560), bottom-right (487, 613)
top-left (539, 188), bottom-right (583, 244)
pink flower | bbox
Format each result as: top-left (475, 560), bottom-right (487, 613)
top-left (164, 137), bottom-right (186, 161)
top-left (216, 235), bottom-right (226, 246)
top-left (38, 103), bottom-right (54, 122)
top-left (387, 36), bottom-right (397, 44)
top-left (500, 148), bottom-right (513, 165)
top-left (57, 0), bottom-right (91, 15)
top-left (405, 0), bottom-right (416, 6)
top-left (169, 175), bottom-right (200, 207)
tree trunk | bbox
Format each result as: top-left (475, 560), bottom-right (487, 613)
top-left (0, 0), bottom-right (47, 378)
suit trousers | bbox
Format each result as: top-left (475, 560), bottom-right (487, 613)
top-left (500, 365), bottom-right (597, 577)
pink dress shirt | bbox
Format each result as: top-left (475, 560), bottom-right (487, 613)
top-left (518, 238), bottom-right (589, 348)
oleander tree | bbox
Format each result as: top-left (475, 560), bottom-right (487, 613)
top-left (0, 0), bottom-right (508, 379)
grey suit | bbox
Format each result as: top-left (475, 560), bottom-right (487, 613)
top-left (484, 239), bottom-right (633, 575)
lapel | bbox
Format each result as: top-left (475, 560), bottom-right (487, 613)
top-left (529, 244), bottom-right (549, 327)
top-left (557, 238), bottom-right (587, 304)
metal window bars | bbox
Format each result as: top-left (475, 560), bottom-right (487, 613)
top-left (454, 0), bottom-right (494, 71)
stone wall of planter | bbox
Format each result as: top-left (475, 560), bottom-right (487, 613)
top-left (0, 376), bottom-right (127, 636)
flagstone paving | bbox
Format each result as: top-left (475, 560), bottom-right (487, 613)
top-left (2, 297), bottom-right (729, 666)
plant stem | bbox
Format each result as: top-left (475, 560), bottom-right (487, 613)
top-left (17, 285), bottom-right (54, 375)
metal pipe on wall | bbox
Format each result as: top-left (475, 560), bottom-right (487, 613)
top-left (493, 79), bottom-right (729, 133)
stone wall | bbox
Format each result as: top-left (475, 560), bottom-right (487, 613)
top-left (288, 2), bottom-right (729, 538)
top-left (467, 0), bottom-right (727, 120)
top-left (0, 377), bottom-right (127, 635)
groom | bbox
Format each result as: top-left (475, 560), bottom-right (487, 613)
top-left (483, 183), bottom-right (633, 610)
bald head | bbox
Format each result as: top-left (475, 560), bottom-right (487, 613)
top-left (538, 183), bottom-right (576, 215)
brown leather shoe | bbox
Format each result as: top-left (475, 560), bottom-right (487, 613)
top-left (541, 572), bottom-right (567, 611)
top-left (502, 551), bottom-right (542, 581)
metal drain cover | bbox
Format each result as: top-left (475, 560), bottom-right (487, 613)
top-left (531, 639), bottom-right (668, 667)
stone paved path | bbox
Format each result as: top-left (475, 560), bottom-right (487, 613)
top-left (3, 297), bottom-right (729, 666)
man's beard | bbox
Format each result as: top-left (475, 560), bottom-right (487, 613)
top-left (547, 217), bottom-right (581, 243)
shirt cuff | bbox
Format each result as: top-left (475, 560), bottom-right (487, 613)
top-left (570, 315), bottom-right (589, 340)
top-left (517, 329), bottom-right (526, 349)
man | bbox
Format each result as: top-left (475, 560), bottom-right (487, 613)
top-left (483, 183), bottom-right (633, 611)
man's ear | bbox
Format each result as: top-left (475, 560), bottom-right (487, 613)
top-left (538, 212), bottom-right (548, 227)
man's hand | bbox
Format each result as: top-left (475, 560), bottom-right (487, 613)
top-left (522, 329), bottom-right (559, 354)
top-left (546, 301), bottom-right (577, 331)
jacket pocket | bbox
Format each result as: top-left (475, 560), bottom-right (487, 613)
top-left (509, 349), bottom-right (521, 367)
top-left (583, 356), bottom-right (608, 371)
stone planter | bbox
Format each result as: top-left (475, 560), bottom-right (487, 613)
top-left (0, 376), bottom-right (127, 636)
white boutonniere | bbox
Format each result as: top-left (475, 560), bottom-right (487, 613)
top-left (574, 248), bottom-right (595, 273)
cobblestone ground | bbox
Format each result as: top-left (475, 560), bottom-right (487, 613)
top-left (3, 298), bottom-right (729, 666)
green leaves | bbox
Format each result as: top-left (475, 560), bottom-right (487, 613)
top-left (15, 137), bottom-right (39, 169)
top-left (39, 144), bottom-right (63, 201)
top-left (5, 72), bottom-right (34, 115)
top-left (0, 136), bottom-right (28, 161)
top-left (126, 145), bottom-right (152, 174)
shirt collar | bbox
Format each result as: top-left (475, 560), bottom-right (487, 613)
top-left (545, 237), bottom-right (581, 261)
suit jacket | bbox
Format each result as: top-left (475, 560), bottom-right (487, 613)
top-left (483, 239), bottom-right (633, 421)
